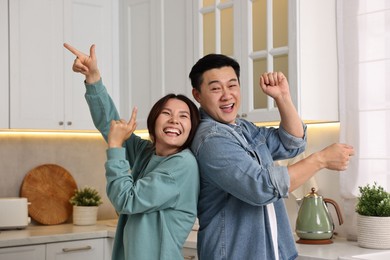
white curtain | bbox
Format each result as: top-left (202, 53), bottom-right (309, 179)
top-left (337, 0), bottom-right (390, 240)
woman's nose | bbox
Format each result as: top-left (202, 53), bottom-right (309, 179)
top-left (169, 115), bottom-right (179, 124)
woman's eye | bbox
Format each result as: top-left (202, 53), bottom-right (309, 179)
top-left (161, 111), bottom-right (170, 115)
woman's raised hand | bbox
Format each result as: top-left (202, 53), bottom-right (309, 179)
top-left (108, 107), bottom-right (138, 148)
top-left (63, 43), bottom-right (100, 84)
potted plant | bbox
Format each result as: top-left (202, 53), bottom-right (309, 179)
top-left (355, 182), bottom-right (390, 249)
top-left (70, 186), bottom-right (103, 226)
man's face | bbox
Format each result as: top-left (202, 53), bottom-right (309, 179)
top-left (192, 66), bottom-right (241, 125)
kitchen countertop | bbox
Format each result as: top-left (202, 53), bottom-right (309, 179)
top-left (0, 219), bottom-right (197, 250)
top-left (0, 220), bottom-right (388, 259)
top-left (296, 236), bottom-right (388, 259)
top-left (0, 219), bottom-right (117, 248)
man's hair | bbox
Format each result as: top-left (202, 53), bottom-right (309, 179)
top-left (189, 54), bottom-right (240, 91)
top-left (147, 94), bottom-right (200, 151)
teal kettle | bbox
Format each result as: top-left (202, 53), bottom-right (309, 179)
top-left (295, 187), bottom-right (343, 244)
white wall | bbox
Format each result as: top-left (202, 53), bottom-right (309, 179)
top-left (285, 123), bottom-right (346, 237)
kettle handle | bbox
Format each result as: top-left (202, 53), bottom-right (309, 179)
top-left (324, 198), bottom-right (344, 225)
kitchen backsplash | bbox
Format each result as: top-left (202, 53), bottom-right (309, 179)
top-left (0, 123), bottom-right (344, 235)
top-left (0, 131), bottom-right (117, 221)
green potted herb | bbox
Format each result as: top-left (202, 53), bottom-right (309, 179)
top-left (355, 182), bottom-right (390, 249)
top-left (70, 186), bottom-right (103, 225)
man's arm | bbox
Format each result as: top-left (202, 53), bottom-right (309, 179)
top-left (288, 143), bottom-right (355, 192)
top-left (260, 72), bottom-right (304, 138)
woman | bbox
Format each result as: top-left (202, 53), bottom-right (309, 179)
top-left (64, 43), bottom-right (200, 260)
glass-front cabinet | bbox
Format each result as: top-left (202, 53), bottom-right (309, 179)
top-left (192, 0), bottom-right (339, 123)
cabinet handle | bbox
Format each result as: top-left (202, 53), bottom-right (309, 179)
top-left (183, 256), bottom-right (196, 260)
top-left (59, 121), bottom-right (64, 126)
top-left (62, 245), bottom-right (92, 252)
top-left (241, 113), bottom-right (247, 118)
top-left (67, 121), bottom-right (72, 126)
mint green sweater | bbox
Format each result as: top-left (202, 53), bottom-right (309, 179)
top-left (85, 79), bottom-right (199, 260)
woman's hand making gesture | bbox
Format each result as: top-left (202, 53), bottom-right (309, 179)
top-left (63, 43), bottom-right (101, 84)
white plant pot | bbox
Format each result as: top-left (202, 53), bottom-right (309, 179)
top-left (357, 214), bottom-right (390, 249)
top-left (72, 206), bottom-right (98, 226)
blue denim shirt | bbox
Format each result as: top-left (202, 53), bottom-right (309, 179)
top-left (191, 108), bottom-right (307, 260)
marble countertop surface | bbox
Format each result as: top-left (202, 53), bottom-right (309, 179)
top-left (1, 220), bottom-right (388, 259)
top-left (0, 219), bottom-right (198, 249)
top-left (296, 236), bottom-right (389, 260)
top-left (0, 219), bottom-right (117, 248)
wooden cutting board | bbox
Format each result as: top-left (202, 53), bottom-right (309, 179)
top-left (20, 164), bottom-right (78, 225)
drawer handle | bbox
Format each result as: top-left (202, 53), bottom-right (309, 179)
top-left (184, 256), bottom-right (196, 260)
top-left (62, 245), bottom-right (92, 252)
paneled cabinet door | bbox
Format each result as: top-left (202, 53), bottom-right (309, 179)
top-left (9, 0), bottom-right (116, 130)
top-left (0, 244), bottom-right (45, 260)
top-left (120, 0), bottom-right (193, 129)
top-left (46, 238), bottom-right (104, 260)
top-left (104, 238), bottom-right (114, 260)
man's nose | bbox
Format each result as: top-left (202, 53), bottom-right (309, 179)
top-left (221, 87), bottom-right (232, 100)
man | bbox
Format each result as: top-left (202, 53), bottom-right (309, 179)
top-left (189, 54), bottom-right (354, 260)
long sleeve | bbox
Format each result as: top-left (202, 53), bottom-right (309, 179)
top-left (84, 78), bottom-right (119, 142)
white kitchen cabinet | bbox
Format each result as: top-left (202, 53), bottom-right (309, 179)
top-left (9, 0), bottom-right (118, 131)
top-left (46, 238), bottom-right (104, 260)
top-left (0, 238), bottom-right (111, 260)
top-left (0, 244), bottom-right (45, 260)
top-left (104, 237), bottom-right (114, 260)
top-left (288, 0), bottom-right (339, 123)
top-left (192, 0), bottom-right (338, 124)
top-left (0, 0), bottom-right (9, 129)
top-left (119, 0), bottom-right (194, 129)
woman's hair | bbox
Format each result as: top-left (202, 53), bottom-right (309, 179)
top-left (147, 94), bottom-right (200, 151)
top-left (189, 53), bottom-right (240, 91)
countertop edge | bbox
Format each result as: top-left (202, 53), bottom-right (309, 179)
top-left (0, 219), bottom-right (198, 250)
top-left (0, 220), bottom-right (117, 248)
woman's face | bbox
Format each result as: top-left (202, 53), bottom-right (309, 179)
top-left (154, 98), bottom-right (192, 156)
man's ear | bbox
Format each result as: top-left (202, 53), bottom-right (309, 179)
top-left (192, 88), bottom-right (201, 103)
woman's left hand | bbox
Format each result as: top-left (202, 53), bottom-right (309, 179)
top-left (108, 107), bottom-right (138, 148)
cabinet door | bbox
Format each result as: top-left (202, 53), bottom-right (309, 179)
top-left (0, 0), bottom-right (9, 129)
top-left (46, 238), bottom-right (104, 260)
top-left (9, 0), bottom-right (117, 130)
top-left (9, 0), bottom-right (64, 130)
top-left (104, 238), bottom-right (114, 260)
top-left (120, 0), bottom-right (193, 129)
top-left (63, 0), bottom-right (116, 130)
top-left (192, 0), bottom-right (338, 124)
top-left (0, 244), bottom-right (45, 260)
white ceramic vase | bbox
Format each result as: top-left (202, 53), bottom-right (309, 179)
top-left (357, 214), bottom-right (390, 249)
top-left (72, 206), bottom-right (98, 226)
